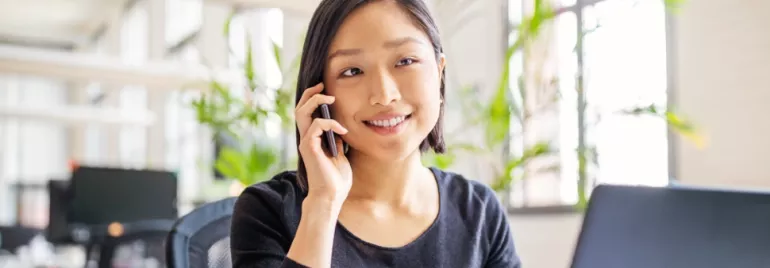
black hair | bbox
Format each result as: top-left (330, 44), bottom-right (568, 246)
top-left (295, 0), bottom-right (446, 191)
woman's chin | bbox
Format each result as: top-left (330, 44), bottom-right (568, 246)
top-left (348, 143), bottom-right (422, 163)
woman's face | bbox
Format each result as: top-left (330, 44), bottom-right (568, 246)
top-left (323, 0), bottom-right (445, 161)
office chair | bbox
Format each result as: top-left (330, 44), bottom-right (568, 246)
top-left (88, 219), bottom-right (175, 268)
top-left (0, 226), bottom-right (43, 255)
top-left (166, 197), bottom-right (237, 268)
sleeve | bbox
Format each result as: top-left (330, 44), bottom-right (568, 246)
top-left (230, 184), bottom-right (309, 268)
top-left (483, 187), bottom-right (523, 268)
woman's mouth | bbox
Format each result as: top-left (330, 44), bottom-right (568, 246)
top-left (364, 114), bottom-right (412, 135)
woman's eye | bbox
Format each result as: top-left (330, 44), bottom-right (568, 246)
top-left (341, 68), bottom-right (362, 77)
top-left (396, 58), bottom-right (416, 66)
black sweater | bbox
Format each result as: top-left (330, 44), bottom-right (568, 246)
top-left (230, 167), bottom-right (522, 268)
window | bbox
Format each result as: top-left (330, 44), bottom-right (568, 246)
top-left (224, 8), bottom-right (285, 143)
top-left (165, 0), bottom-right (204, 211)
top-left (507, 0), bottom-right (670, 209)
top-left (119, 4), bottom-right (149, 168)
top-left (165, 0), bottom-right (203, 47)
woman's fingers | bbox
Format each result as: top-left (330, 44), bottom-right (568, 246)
top-left (300, 118), bottom-right (348, 155)
top-left (296, 94), bottom-right (336, 138)
top-left (297, 94), bottom-right (336, 119)
top-left (296, 83), bottom-right (325, 109)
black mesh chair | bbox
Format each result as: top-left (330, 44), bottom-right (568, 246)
top-left (0, 226), bottom-right (42, 255)
top-left (165, 197), bottom-right (236, 268)
top-left (87, 219), bottom-right (175, 268)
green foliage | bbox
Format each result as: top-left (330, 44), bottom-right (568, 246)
top-left (621, 104), bottom-right (706, 148)
top-left (192, 11), bottom-right (301, 186)
top-left (490, 142), bottom-right (552, 191)
top-left (664, 0), bottom-right (687, 13)
top-left (214, 144), bottom-right (278, 186)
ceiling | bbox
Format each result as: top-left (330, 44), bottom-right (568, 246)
top-left (0, 0), bottom-right (324, 51)
top-left (0, 0), bottom-right (130, 49)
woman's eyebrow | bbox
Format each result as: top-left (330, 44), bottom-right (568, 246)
top-left (328, 48), bottom-right (362, 61)
top-left (328, 37), bottom-right (425, 61)
top-left (383, 36), bottom-right (424, 48)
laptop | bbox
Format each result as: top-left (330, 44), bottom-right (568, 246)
top-left (571, 184), bottom-right (770, 268)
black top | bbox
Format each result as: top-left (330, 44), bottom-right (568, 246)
top-left (230, 167), bottom-right (522, 268)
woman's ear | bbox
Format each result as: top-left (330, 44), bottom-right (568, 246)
top-left (438, 53), bottom-right (447, 74)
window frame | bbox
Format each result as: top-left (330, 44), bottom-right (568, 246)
top-left (504, 0), bottom-right (675, 214)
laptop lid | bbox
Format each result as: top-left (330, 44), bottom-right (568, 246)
top-left (571, 184), bottom-right (770, 268)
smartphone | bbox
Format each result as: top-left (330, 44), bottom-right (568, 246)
top-left (317, 104), bottom-right (338, 157)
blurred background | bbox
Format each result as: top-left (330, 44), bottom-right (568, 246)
top-left (0, 0), bottom-right (768, 267)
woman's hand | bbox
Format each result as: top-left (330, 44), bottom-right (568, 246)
top-left (288, 83), bottom-right (351, 268)
top-left (295, 83), bottom-right (353, 205)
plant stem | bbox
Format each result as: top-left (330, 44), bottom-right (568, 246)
top-left (575, 0), bottom-right (588, 209)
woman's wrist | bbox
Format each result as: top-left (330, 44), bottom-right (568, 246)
top-left (287, 195), bottom-right (343, 268)
top-left (302, 194), bottom-right (345, 220)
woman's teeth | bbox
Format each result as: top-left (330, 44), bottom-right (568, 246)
top-left (367, 116), bottom-right (406, 127)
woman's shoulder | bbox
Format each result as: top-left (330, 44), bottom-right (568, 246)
top-left (431, 167), bottom-right (502, 207)
top-left (232, 170), bottom-right (305, 228)
top-left (432, 167), bottom-right (515, 257)
top-left (241, 170), bottom-right (305, 201)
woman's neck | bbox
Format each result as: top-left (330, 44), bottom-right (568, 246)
top-left (346, 149), bottom-right (430, 206)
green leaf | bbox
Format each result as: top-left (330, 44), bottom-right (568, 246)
top-left (245, 35), bottom-right (257, 91)
top-left (485, 80), bottom-right (511, 149)
top-left (448, 143), bottom-right (483, 153)
top-left (619, 104), bottom-right (705, 148)
top-left (272, 41), bottom-right (282, 70)
top-left (422, 151), bottom-right (456, 170)
top-left (664, 0), bottom-right (687, 13)
top-left (215, 147), bottom-right (247, 181)
top-left (253, 145), bottom-right (277, 174)
top-left (490, 142), bottom-right (552, 192)
top-left (434, 154), bottom-right (455, 170)
top-left (223, 12), bottom-right (236, 36)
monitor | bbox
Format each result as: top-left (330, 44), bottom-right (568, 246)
top-left (68, 166), bottom-right (178, 227)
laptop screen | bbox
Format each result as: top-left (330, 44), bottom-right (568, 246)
top-left (571, 184), bottom-right (770, 268)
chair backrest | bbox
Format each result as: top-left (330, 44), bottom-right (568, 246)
top-left (165, 197), bottom-right (237, 268)
top-left (0, 226), bottom-right (42, 254)
top-left (91, 219), bottom-right (175, 268)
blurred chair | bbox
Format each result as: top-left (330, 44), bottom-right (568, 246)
top-left (0, 225), bottom-right (42, 255)
top-left (88, 219), bottom-right (176, 268)
top-left (165, 197), bottom-right (237, 268)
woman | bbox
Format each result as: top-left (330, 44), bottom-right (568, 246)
top-left (230, 0), bottom-right (521, 267)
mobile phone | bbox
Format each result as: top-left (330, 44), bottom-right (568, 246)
top-left (317, 104), bottom-right (338, 157)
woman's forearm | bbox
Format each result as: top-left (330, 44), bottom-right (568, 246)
top-left (286, 195), bottom-right (343, 268)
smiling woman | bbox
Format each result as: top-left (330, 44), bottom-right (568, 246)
top-left (229, 1), bottom-right (521, 268)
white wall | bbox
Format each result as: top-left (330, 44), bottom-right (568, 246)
top-left (509, 214), bottom-right (583, 268)
top-left (672, 0), bottom-right (770, 190)
top-left (508, 1), bottom-right (770, 268)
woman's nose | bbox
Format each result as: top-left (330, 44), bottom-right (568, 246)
top-left (368, 69), bottom-right (401, 106)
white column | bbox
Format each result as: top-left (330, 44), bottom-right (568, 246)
top-left (245, 9), bottom-right (273, 87)
top-left (0, 75), bottom-right (21, 224)
top-left (146, 0), bottom-right (168, 169)
top-left (100, 11), bottom-right (124, 166)
top-left (280, 11), bottom-right (310, 169)
top-left (67, 44), bottom-right (96, 165)
top-left (193, 2), bottom-right (231, 203)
